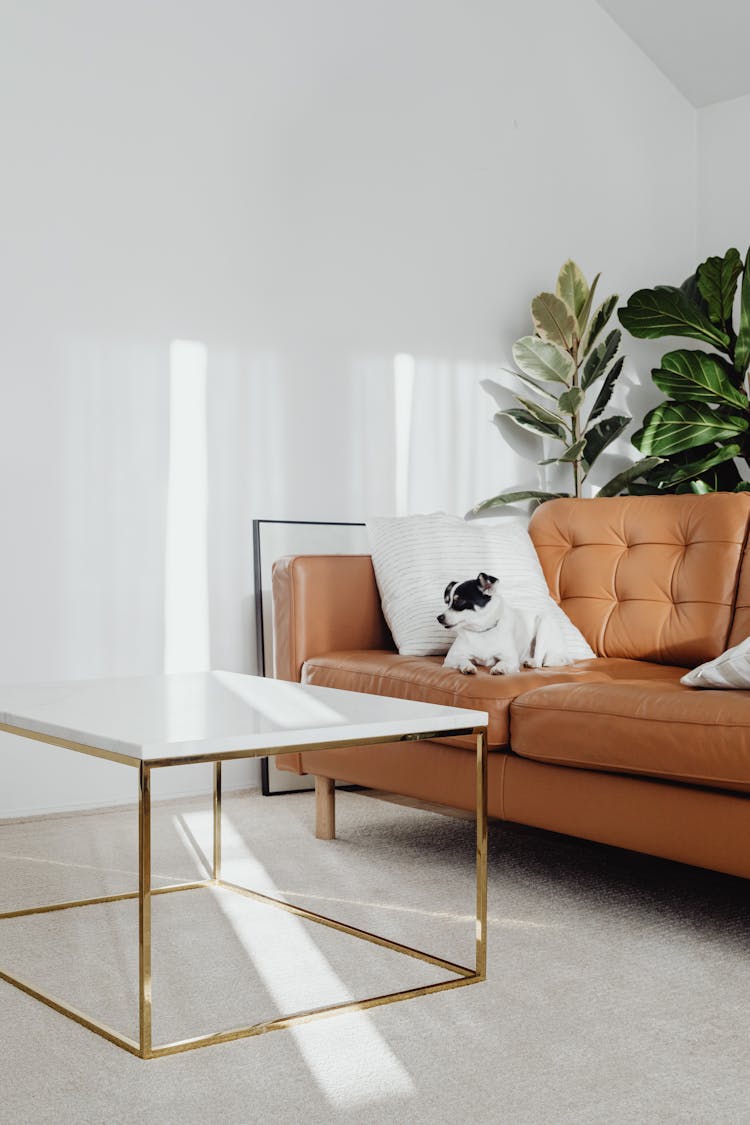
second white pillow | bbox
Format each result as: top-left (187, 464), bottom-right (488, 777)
top-left (681, 636), bottom-right (750, 689)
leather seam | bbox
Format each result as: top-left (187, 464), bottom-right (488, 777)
top-left (512, 699), bottom-right (750, 729)
top-left (498, 753), bottom-right (508, 819)
top-left (304, 665), bottom-right (556, 708)
top-left (727, 514), bottom-right (750, 647)
top-left (288, 557), bottom-right (300, 681)
top-left (510, 750), bottom-right (750, 790)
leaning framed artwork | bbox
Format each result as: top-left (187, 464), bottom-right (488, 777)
top-left (252, 519), bottom-right (369, 794)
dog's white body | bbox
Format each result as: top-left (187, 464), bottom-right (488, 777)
top-left (441, 580), bottom-right (572, 676)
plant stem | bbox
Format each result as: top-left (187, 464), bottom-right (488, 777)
top-left (571, 353), bottom-right (583, 498)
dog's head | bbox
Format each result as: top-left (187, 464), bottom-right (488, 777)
top-left (437, 572), bottom-right (501, 632)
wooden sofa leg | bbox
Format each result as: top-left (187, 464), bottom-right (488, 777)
top-left (315, 776), bottom-right (335, 840)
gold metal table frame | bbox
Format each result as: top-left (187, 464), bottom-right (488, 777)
top-left (0, 724), bottom-right (488, 1059)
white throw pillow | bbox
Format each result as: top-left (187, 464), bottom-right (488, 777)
top-left (681, 636), bottom-right (750, 689)
top-left (366, 512), bottom-right (595, 660)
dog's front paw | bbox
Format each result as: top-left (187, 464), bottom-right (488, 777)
top-left (523, 656), bottom-right (542, 669)
top-left (490, 660), bottom-right (520, 676)
top-left (458, 660), bottom-right (477, 675)
top-left (542, 651), bottom-right (572, 668)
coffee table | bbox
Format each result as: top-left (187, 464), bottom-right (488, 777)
top-left (0, 671), bottom-right (488, 1059)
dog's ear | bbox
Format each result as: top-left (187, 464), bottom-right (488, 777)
top-left (477, 573), bottom-right (498, 592)
top-left (444, 581), bottom-right (457, 605)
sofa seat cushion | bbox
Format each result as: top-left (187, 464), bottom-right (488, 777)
top-left (511, 681), bottom-right (750, 793)
top-left (301, 652), bottom-right (685, 750)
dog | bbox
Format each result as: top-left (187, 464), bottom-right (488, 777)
top-left (437, 572), bottom-right (572, 675)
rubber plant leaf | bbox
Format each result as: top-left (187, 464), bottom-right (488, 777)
top-left (582, 415), bottom-right (630, 470)
top-left (632, 402), bottom-right (748, 457)
top-left (555, 260), bottom-right (589, 327)
top-left (496, 408), bottom-right (566, 441)
top-left (580, 294), bottom-right (617, 356)
top-left (582, 329), bottom-right (621, 389)
top-left (651, 350), bottom-right (748, 409)
top-left (514, 395), bottom-right (567, 432)
top-left (618, 286), bottom-right (730, 351)
top-left (531, 292), bottom-right (576, 350)
top-left (471, 490), bottom-right (569, 514)
top-left (696, 248), bottom-right (743, 327)
top-left (502, 368), bottom-right (558, 401)
top-left (574, 273), bottom-right (601, 340)
top-left (557, 386), bottom-right (585, 415)
top-left (538, 438), bottom-right (587, 465)
top-left (596, 457), bottom-right (664, 497)
top-left (512, 336), bottom-right (574, 384)
top-left (587, 356), bottom-right (625, 424)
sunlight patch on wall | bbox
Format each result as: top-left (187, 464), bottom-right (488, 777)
top-left (393, 353), bottom-right (415, 516)
top-left (164, 340), bottom-right (210, 673)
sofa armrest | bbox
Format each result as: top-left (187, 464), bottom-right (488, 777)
top-left (271, 555), bottom-right (394, 682)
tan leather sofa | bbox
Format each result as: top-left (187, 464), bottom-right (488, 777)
top-left (272, 494), bottom-right (750, 879)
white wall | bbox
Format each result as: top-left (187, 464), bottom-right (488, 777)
top-left (697, 94), bottom-right (750, 257)
top-left (0, 0), bottom-right (696, 817)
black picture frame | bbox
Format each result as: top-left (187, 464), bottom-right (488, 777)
top-left (252, 519), bottom-right (367, 795)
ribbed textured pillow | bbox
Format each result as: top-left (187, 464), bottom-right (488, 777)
top-left (681, 637), bottom-right (750, 689)
top-left (366, 513), bottom-right (595, 659)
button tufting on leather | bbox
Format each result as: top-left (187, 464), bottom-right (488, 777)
top-left (530, 494), bottom-right (750, 666)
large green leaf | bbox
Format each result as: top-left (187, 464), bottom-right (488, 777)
top-left (735, 247), bottom-right (750, 374)
top-left (587, 356), bottom-right (625, 424)
top-left (618, 286), bottom-right (730, 351)
top-left (633, 402), bottom-right (748, 456)
top-left (556, 260), bottom-right (588, 325)
top-left (581, 294), bottom-right (617, 356)
top-left (648, 443), bottom-right (742, 488)
top-left (558, 386), bottom-right (585, 415)
top-left (697, 248), bottom-right (743, 327)
top-left (531, 292), bottom-right (576, 350)
top-left (497, 408), bottom-right (565, 441)
top-left (582, 415), bottom-right (629, 470)
top-left (471, 490), bottom-right (569, 514)
top-left (582, 329), bottom-right (621, 389)
top-left (512, 336), bottom-right (574, 384)
top-left (680, 271), bottom-right (710, 315)
top-left (652, 350), bottom-right (748, 409)
top-left (596, 457), bottom-right (663, 497)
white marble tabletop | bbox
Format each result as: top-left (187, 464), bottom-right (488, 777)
top-left (0, 671), bottom-right (488, 764)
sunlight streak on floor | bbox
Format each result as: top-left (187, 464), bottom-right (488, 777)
top-left (179, 809), bottom-right (416, 1108)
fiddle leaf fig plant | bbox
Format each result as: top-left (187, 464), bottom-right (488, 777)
top-left (618, 246), bottom-right (750, 494)
top-left (473, 261), bottom-right (658, 514)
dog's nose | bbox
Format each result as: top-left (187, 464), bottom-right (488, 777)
top-left (437, 614), bottom-right (446, 625)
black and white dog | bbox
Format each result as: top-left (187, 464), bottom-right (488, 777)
top-left (437, 572), bottom-right (571, 676)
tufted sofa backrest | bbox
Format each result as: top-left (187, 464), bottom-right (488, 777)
top-left (528, 493), bottom-right (750, 666)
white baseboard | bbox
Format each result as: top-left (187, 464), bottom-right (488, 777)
top-left (0, 783), bottom-right (263, 824)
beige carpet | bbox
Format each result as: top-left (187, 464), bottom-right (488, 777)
top-left (0, 787), bottom-right (748, 1125)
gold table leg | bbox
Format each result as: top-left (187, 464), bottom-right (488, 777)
top-left (138, 763), bottom-right (152, 1058)
top-left (0, 726), bottom-right (488, 1058)
top-left (213, 761), bottom-right (222, 882)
